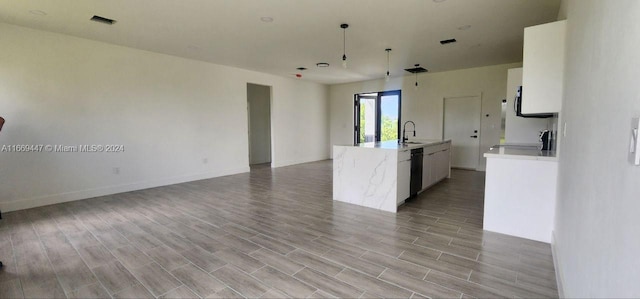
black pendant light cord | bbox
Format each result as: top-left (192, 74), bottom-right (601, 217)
top-left (386, 49), bottom-right (391, 77)
top-left (343, 30), bottom-right (346, 61)
top-left (341, 24), bottom-right (349, 63)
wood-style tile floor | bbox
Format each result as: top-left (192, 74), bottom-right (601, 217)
top-left (0, 160), bottom-right (558, 298)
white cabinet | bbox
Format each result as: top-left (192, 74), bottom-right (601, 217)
top-left (397, 156), bottom-right (411, 203)
top-left (422, 151), bottom-right (434, 189)
top-left (420, 142), bottom-right (451, 190)
top-left (483, 156), bottom-right (558, 243)
top-left (522, 20), bottom-right (566, 114)
top-left (435, 149), bottom-right (450, 181)
top-left (505, 68), bottom-right (549, 144)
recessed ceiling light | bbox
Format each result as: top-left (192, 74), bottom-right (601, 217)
top-left (457, 25), bottom-right (471, 30)
top-left (29, 10), bottom-right (47, 16)
top-left (316, 63), bottom-right (330, 67)
top-left (296, 67), bottom-right (307, 71)
top-left (260, 17), bottom-right (274, 23)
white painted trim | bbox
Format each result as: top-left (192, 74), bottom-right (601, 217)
top-left (551, 230), bottom-right (565, 298)
top-left (272, 157), bottom-right (329, 168)
top-left (0, 167), bottom-right (249, 212)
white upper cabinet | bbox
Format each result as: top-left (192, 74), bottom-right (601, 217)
top-left (522, 20), bottom-right (567, 114)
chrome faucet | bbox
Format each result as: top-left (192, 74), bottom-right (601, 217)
top-left (401, 121), bottom-right (416, 143)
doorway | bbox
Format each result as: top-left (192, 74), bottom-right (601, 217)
top-left (443, 95), bottom-right (481, 170)
top-left (354, 90), bottom-right (401, 144)
top-left (247, 83), bottom-right (272, 167)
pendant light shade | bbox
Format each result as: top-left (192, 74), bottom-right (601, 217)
top-left (341, 23), bottom-right (349, 68)
top-left (385, 48), bottom-right (392, 82)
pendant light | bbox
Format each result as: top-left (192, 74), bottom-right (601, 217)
top-left (385, 48), bottom-right (392, 82)
top-left (340, 23), bottom-right (349, 68)
top-left (414, 64), bottom-right (419, 90)
top-left (404, 64), bottom-right (428, 90)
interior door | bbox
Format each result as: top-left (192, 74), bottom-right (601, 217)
top-left (443, 96), bottom-right (481, 169)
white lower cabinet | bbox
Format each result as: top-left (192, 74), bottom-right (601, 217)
top-left (397, 159), bottom-right (411, 203)
top-left (483, 156), bottom-right (557, 243)
top-left (422, 151), bottom-right (434, 189)
top-left (435, 149), bottom-right (450, 181)
top-left (420, 143), bottom-right (451, 190)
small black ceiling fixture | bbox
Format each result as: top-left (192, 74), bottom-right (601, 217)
top-left (440, 38), bottom-right (457, 45)
top-left (405, 64), bottom-right (427, 89)
top-left (404, 65), bottom-right (429, 74)
top-left (296, 67), bottom-right (307, 71)
top-left (90, 15), bottom-right (116, 25)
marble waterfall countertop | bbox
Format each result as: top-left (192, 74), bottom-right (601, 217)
top-left (354, 139), bottom-right (451, 150)
top-left (332, 139), bottom-right (451, 213)
top-left (484, 144), bottom-right (557, 161)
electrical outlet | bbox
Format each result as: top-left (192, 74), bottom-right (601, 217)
top-left (563, 122), bottom-right (567, 137)
top-left (113, 167), bottom-right (120, 175)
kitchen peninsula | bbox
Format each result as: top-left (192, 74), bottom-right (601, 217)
top-left (333, 140), bottom-right (451, 213)
top-left (483, 145), bottom-right (558, 243)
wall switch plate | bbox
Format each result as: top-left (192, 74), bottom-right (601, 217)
top-left (630, 117), bottom-right (640, 166)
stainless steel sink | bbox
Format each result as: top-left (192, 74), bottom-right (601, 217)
top-left (402, 141), bottom-right (424, 145)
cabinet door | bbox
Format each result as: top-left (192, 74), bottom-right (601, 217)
top-left (397, 159), bottom-right (411, 203)
top-left (422, 152), bottom-right (434, 189)
top-left (439, 149), bottom-right (450, 180)
top-left (432, 149), bottom-right (450, 181)
top-left (522, 20), bottom-right (566, 113)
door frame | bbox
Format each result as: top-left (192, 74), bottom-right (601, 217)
top-left (247, 82), bottom-right (274, 167)
top-left (354, 90), bottom-right (402, 145)
top-left (442, 93), bottom-right (483, 170)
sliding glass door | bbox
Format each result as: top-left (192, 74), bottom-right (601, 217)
top-left (354, 90), bottom-right (401, 144)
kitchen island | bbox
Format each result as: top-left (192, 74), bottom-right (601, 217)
top-left (333, 140), bottom-right (451, 213)
top-left (483, 145), bottom-right (557, 243)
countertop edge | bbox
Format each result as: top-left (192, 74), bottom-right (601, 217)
top-left (334, 140), bottom-right (451, 151)
top-left (484, 152), bottom-right (558, 162)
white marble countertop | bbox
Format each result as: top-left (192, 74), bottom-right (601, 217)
top-left (484, 144), bottom-right (557, 161)
top-left (350, 139), bottom-right (451, 151)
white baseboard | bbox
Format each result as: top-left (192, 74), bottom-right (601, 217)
top-left (0, 166), bottom-right (250, 212)
top-left (551, 230), bottom-right (565, 298)
top-left (272, 155), bottom-right (329, 168)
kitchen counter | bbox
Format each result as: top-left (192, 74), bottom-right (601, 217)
top-left (483, 144), bottom-right (558, 243)
top-left (333, 139), bottom-right (451, 213)
top-left (484, 144), bottom-right (557, 161)
top-left (355, 139), bottom-right (451, 150)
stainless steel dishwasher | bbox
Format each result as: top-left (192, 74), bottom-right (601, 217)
top-left (410, 147), bottom-right (423, 197)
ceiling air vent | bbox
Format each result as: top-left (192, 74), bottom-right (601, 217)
top-left (90, 15), bottom-right (116, 25)
top-left (404, 66), bottom-right (428, 74)
top-left (440, 38), bottom-right (457, 45)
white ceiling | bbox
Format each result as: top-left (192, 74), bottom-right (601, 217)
top-left (0, 0), bottom-right (560, 84)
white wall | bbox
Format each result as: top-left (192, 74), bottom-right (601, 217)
top-left (330, 63), bottom-right (521, 171)
top-left (247, 83), bottom-right (272, 165)
top-left (554, 0), bottom-right (640, 297)
top-left (0, 23), bottom-right (329, 212)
